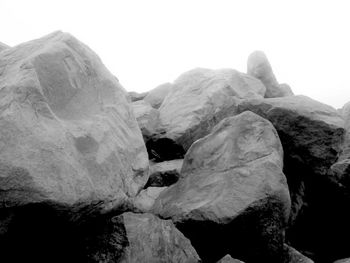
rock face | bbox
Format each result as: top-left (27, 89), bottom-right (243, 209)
top-left (247, 50), bottom-right (292, 98)
top-left (237, 95), bottom-right (346, 262)
top-left (145, 159), bottom-right (183, 187)
top-left (132, 100), bottom-right (159, 140)
top-left (87, 212), bottom-right (201, 263)
top-left (0, 42), bottom-right (9, 52)
top-left (144, 82), bottom-right (172, 109)
top-left (127, 91), bottom-right (148, 102)
top-left (158, 68), bottom-right (266, 151)
top-left (0, 31), bottom-right (149, 211)
top-left (153, 111), bottom-right (291, 263)
top-left (216, 255), bottom-right (244, 263)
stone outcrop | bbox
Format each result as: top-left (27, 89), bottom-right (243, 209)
top-left (144, 82), bottom-right (172, 109)
top-left (127, 91), bottom-right (148, 102)
top-left (153, 111), bottom-right (290, 263)
top-left (0, 42), bottom-right (10, 52)
top-left (132, 186), bottom-right (167, 212)
top-left (216, 255), bottom-right (244, 263)
top-left (132, 100), bottom-right (159, 140)
top-left (284, 244), bottom-right (314, 263)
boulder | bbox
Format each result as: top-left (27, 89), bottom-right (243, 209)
top-left (158, 67), bottom-right (266, 151)
top-left (145, 159), bottom-right (183, 187)
top-left (334, 259), bottom-right (350, 263)
top-left (0, 42), bottom-right (10, 52)
top-left (131, 100), bottom-right (159, 140)
top-left (237, 95), bottom-right (346, 262)
top-left (217, 255), bottom-right (244, 263)
top-left (247, 50), bottom-right (292, 98)
top-left (127, 91), bottom-right (148, 102)
top-left (284, 244), bottom-right (314, 263)
top-left (86, 212), bottom-right (201, 263)
top-left (0, 31), bottom-right (149, 212)
top-left (153, 111), bottom-right (291, 263)
top-left (132, 186), bottom-right (167, 212)
top-left (144, 82), bottom-right (172, 109)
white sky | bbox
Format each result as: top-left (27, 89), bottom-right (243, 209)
top-left (1, 0), bottom-right (349, 109)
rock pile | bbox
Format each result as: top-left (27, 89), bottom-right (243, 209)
top-left (0, 33), bottom-right (349, 263)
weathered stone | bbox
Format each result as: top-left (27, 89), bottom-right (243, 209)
top-left (132, 186), bottom-right (167, 212)
top-left (334, 258), bottom-right (350, 263)
top-left (217, 254), bottom-right (244, 263)
top-left (247, 50), bottom-right (292, 98)
top-left (153, 111), bottom-right (290, 263)
top-left (0, 31), bottom-right (149, 211)
top-left (145, 159), bottom-right (183, 187)
top-left (87, 212), bottom-right (201, 263)
top-left (144, 82), bottom-right (172, 109)
top-left (158, 67), bottom-right (266, 151)
top-left (127, 91), bottom-right (148, 102)
top-left (237, 95), bottom-right (346, 262)
top-left (131, 100), bottom-right (159, 140)
top-left (284, 244), bottom-right (314, 263)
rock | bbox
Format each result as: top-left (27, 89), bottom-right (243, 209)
top-left (334, 259), bottom-right (350, 263)
top-left (144, 82), bottom-right (172, 109)
top-left (145, 159), bottom-right (183, 187)
top-left (153, 111), bottom-right (291, 263)
top-left (284, 244), bottom-right (314, 263)
top-left (217, 255), bottom-right (244, 263)
top-left (0, 42), bottom-right (10, 52)
top-left (247, 50), bottom-right (292, 98)
top-left (132, 186), bottom-right (167, 212)
top-left (0, 31), bottom-right (149, 211)
top-left (87, 212), bottom-right (201, 263)
top-left (131, 100), bottom-right (159, 140)
top-left (237, 95), bottom-right (346, 262)
top-left (127, 91), bottom-right (148, 102)
top-left (158, 67), bottom-right (266, 151)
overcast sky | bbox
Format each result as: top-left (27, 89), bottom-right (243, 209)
top-left (1, 0), bottom-right (349, 108)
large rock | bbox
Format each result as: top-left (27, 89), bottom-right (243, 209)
top-left (144, 82), bottom-right (172, 109)
top-left (145, 159), bottom-right (183, 187)
top-left (158, 68), bottom-right (266, 151)
top-left (334, 259), bottom-right (350, 263)
top-left (0, 31), bottom-right (149, 211)
top-left (237, 95), bottom-right (346, 262)
top-left (127, 90), bottom-right (148, 102)
top-left (153, 111), bottom-right (291, 263)
top-left (132, 186), bottom-right (167, 212)
top-left (247, 50), bottom-right (292, 98)
top-left (131, 100), bottom-right (159, 140)
top-left (0, 42), bottom-right (10, 52)
top-left (86, 212), bottom-right (201, 263)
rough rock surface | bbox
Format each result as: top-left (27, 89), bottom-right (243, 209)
top-left (0, 31), bottom-right (149, 211)
top-left (247, 50), bottom-right (292, 98)
top-left (145, 159), bottom-right (183, 187)
top-left (127, 91), bottom-right (148, 102)
top-left (237, 95), bottom-right (346, 262)
top-left (153, 111), bottom-right (291, 263)
top-left (285, 244), bottom-right (314, 263)
top-left (0, 42), bottom-right (10, 52)
top-left (144, 82), bottom-right (172, 109)
top-left (132, 100), bottom-right (159, 140)
top-left (158, 67), bottom-right (266, 151)
top-left (132, 186), bottom-right (167, 212)
top-left (216, 255), bottom-right (244, 263)
top-left (87, 212), bottom-right (201, 263)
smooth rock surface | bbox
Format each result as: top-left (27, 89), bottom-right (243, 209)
top-left (0, 31), bottom-right (149, 211)
top-left (132, 100), bottom-right (159, 140)
top-left (144, 82), bottom-right (172, 109)
top-left (247, 50), bottom-right (291, 98)
top-left (153, 111), bottom-right (290, 263)
top-left (145, 159), bottom-right (183, 187)
top-left (87, 212), bottom-right (201, 263)
top-left (285, 244), bottom-right (314, 263)
top-left (158, 67), bottom-right (266, 151)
